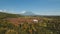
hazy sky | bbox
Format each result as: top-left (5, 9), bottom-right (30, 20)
top-left (0, 0), bottom-right (60, 15)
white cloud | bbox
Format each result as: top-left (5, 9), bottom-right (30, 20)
top-left (0, 9), bottom-right (7, 12)
top-left (0, 10), bottom-right (3, 12)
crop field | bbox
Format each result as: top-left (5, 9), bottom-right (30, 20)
top-left (0, 15), bottom-right (60, 34)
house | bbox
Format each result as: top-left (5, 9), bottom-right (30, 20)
top-left (33, 19), bottom-right (38, 23)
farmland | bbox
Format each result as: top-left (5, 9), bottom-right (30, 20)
top-left (0, 12), bottom-right (60, 34)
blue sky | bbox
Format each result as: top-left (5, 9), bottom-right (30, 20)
top-left (0, 0), bottom-right (60, 15)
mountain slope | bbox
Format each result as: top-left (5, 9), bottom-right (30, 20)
top-left (20, 11), bottom-right (36, 16)
top-left (0, 12), bottom-right (22, 19)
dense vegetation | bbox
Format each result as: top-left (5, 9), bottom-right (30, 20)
top-left (0, 12), bottom-right (60, 34)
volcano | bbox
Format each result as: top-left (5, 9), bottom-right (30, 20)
top-left (20, 11), bottom-right (36, 16)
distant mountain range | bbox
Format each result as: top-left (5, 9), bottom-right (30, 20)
top-left (0, 11), bottom-right (60, 18)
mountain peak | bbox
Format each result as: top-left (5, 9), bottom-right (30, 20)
top-left (20, 11), bottom-right (35, 16)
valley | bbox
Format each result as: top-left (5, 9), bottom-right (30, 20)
top-left (0, 12), bottom-right (60, 34)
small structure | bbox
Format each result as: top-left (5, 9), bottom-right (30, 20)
top-left (33, 19), bottom-right (38, 23)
